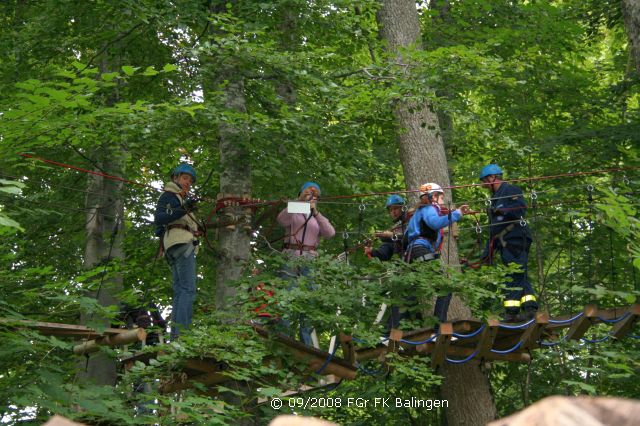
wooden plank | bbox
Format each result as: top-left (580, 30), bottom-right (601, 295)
top-left (0, 318), bottom-right (129, 338)
top-left (477, 319), bottom-right (500, 359)
top-left (73, 328), bottom-right (146, 355)
top-left (611, 304), bottom-right (640, 339)
top-left (431, 322), bottom-right (453, 369)
top-left (566, 305), bottom-right (598, 341)
top-left (521, 312), bottom-right (549, 350)
top-left (339, 333), bottom-right (356, 366)
top-left (160, 371), bottom-right (227, 393)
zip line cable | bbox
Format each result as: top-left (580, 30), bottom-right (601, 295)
top-left (17, 152), bottom-right (640, 206)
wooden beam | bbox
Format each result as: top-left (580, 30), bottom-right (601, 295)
top-left (521, 312), bottom-right (549, 350)
top-left (0, 318), bottom-right (130, 339)
top-left (339, 333), bottom-right (356, 366)
top-left (160, 371), bottom-right (227, 393)
top-left (73, 328), bottom-right (146, 355)
top-left (477, 319), bottom-right (500, 359)
top-left (566, 304), bottom-right (598, 341)
top-left (611, 304), bottom-right (640, 339)
top-left (431, 322), bottom-right (453, 369)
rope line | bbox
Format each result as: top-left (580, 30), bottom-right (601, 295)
top-left (498, 318), bottom-right (536, 330)
top-left (452, 324), bottom-right (486, 339)
top-left (399, 333), bottom-right (439, 345)
top-left (446, 349), bottom-right (479, 364)
top-left (491, 340), bottom-right (523, 354)
top-left (548, 312), bottom-right (584, 325)
top-left (596, 312), bottom-right (630, 324)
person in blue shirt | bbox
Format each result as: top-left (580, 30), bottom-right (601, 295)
top-left (480, 164), bottom-right (538, 322)
top-left (403, 183), bottom-right (468, 324)
top-left (154, 163), bottom-right (203, 340)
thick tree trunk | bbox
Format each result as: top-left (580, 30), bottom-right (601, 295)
top-left (377, 1), bottom-right (497, 424)
top-left (214, 73), bottom-right (252, 310)
top-left (622, 0), bottom-right (640, 77)
top-left (77, 147), bottom-right (125, 386)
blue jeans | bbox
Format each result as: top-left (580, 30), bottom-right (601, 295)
top-left (278, 265), bottom-right (314, 346)
top-left (166, 243), bottom-right (196, 340)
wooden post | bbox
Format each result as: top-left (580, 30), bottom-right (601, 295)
top-left (431, 322), bottom-right (453, 369)
top-left (73, 328), bottom-right (146, 355)
top-left (612, 304), bottom-right (640, 339)
top-left (566, 304), bottom-right (598, 341)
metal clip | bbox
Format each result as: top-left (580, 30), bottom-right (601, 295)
top-left (587, 184), bottom-right (594, 192)
top-left (484, 198), bottom-right (491, 206)
top-left (623, 175), bottom-right (630, 185)
top-left (519, 216), bottom-right (527, 227)
top-left (165, 204), bottom-right (173, 215)
top-left (530, 191), bottom-right (537, 200)
top-left (401, 205), bottom-right (408, 212)
top-left (391, 233), bottom-right (399, 241)
top-left (342, 231), bottom-right (350, 240)
top-left (475, 222), bottom-right (482, 234)
top-left (359, 203), bottom-right (366, 212)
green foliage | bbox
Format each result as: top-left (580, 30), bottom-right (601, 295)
top-left (0, 0), bottom-right (639, 424)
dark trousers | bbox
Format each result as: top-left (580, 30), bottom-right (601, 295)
top-left (387, 245), bottom-right (450, 329)
top-left (499, 242), bottom-right (537, 312)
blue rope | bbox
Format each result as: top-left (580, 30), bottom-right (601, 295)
top-left (498, 318), bottom-right (535, 330)
top-left (538, 335), bottom-right (567, 347)
top-left (548, 312), bottom-right (584, 325)
top-left (629, 334), bottom-right (640, 339)
top-left (356, 362), bottom-right (385, 376)
top-left (445, 350), bottom-right (479, 364)
top-left (490, 340), bottom-right (523, 354)
top-left (596, 312), bottom-right (630, 324)
top-left (453, 324), bottom-right (486, 339)
top-left (400, 332), bottom-right (439, 345)
top-left (581, 335), bottom-right (610, 344)
top-left (315, 342), bottom-right (340, 375)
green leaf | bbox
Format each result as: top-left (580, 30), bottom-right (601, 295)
top-left (162, 63), bottom-right (178, 73)
top-left (121, 65), bottom-right (139, 76)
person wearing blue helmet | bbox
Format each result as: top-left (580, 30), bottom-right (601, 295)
top-left (277, 181), bottom-right (335, 347)
top-left (480, 164), bottom-right (538, 322)
top-left (365, 194), bottom-right (410, 261)
top-left (154, 163), bottom-right (203, 339)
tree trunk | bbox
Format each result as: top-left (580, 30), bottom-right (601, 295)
top-left (214, 72), bottom-right (252, 310)
top-left (377, 1), bottom-right (497, 424)
top-left (77, 146), bottom-right (125, 386)
top-left (622, 0), bottom-right (640, 77)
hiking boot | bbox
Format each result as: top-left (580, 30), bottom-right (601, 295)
top-left (501, 309), bottom-right (520, 323)
top-left (521, 306), bottom-right (538, 320)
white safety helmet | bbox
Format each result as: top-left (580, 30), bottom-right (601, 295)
top-left (419, 183), bottom-right (444, 199)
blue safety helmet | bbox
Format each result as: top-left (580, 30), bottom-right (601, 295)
top-left (300, 181), bottom-right (321, 195)
top-left (479, 164), bottom-right (503, 181)
top-left (172, 163), bottom-right (196, 183)
top-left (385, 194), bottom-right (406, 208)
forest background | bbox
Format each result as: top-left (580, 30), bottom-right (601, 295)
top-left (0, 0), bottom-right (639, 425)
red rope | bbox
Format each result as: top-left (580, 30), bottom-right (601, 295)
top-left (18, 153), bottom-right (157, 190)
top-left (19, 152), bottom-right (639, 205)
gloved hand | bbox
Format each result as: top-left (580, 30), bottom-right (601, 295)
top-left (183, 196), bottom-right (198, 212)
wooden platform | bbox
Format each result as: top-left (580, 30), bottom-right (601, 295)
top-left (118, 304), bottom-right (640, 392)
top-left (0, 318), bottom-right (137, 339)
top-left (120, 325), bottom-right (357, 393)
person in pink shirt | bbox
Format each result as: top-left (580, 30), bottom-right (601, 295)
top-left (277, 181), bottom-right (335, 258)
top-left (276, 181), bottom-right (335, 346)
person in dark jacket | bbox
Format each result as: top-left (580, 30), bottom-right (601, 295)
top-left (365, 194), bottom-right (409, 261)
top-left (480, 164), bottom-right (538, 322)
top-left (154, 163), bottom-right (202, 340)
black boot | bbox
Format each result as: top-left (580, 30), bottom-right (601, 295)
top-left (502, 308), bottom-right (520, 323)
top-left (521, 305), bottom-right (538, 320)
